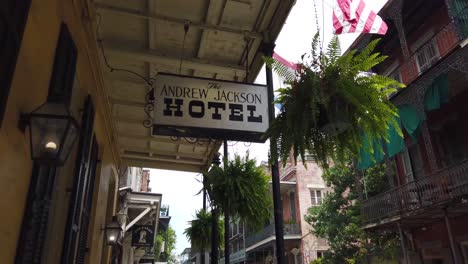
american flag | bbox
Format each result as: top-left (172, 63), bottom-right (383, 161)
top-left (333, 0), bottom-right (388, 35)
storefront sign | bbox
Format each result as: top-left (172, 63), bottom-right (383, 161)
top-left (131, 225), bottom-right (155, 247)
top-left (152, 73), bottom-right (269, 142)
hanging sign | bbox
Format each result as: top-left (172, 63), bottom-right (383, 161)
top-left (152, 73), bottom-right (269, 142)
top-left (131, 225), bottom-right (155, 247)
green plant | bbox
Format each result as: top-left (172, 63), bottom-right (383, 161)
top-left (183, 209), bottom-right (224, 252)
top-left (203, 154), bottom-right (272, 262)
top-left (265, 34), bottom-right (404, 168)
top-left (154, 225), bottom-right (176, 262)
top-left (305, 164), bottom-right (399, 263)
top-left (203, 154), bottom-right (272, 229)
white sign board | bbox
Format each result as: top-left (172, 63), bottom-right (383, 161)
top-left (152, 73), bottom-right (269, 142)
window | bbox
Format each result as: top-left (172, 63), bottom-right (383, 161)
top-left (316, 251), bottom-right (326, 259)
top-left (310, 190), bottom-right (323, 206)
top-left (415, 40), bottom-right (439, 73)
top-left (289, 192), bottom-right (296, 221)
top-left (430, 110), bottom-right (468, 167)
top-left (384, 61), bottom-right (402, 99)
top-left (401, 148), bottom-right (414, 182)
top-left (408, 144), bottom-right (425, 180)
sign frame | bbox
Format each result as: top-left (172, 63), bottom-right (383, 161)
top-left (152, 73), bottom-right (269, 143)
top-left (131, 225), bottom-right (155, 247)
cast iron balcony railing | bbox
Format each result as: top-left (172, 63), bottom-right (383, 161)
top-left (220, 249), bottom-right (246, 264)
top-left (362, 159), bottom-right (468, 224)
top-left (384, 5), bottom-right (468, 97)
top-left (245, 223), bottom-right (300, 248)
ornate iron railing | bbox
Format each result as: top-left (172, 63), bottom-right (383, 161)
top-left (362, 159), bottom-right (468, 224)
top-left (220, 249), bottom-right (246, 264)
top-left (245, 223), bottom-right (300, 248)
top-left (386, 15), bottom-right (459, 93)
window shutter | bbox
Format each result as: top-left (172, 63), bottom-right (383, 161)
top-left (48, 23), bottom-right (77, 105)
top-left (61, 95), bottom-right (95, 263)
top-left (15, 165), bottom-right (57, 264)
top-left (0, 0), bottom-right (31, 126)
top-left (76, 136), bottom-right (99, 264)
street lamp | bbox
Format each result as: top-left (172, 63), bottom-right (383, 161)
top-left (104, 216), bottom-right (123, 245)
top-left (19, 101), bottom-right (79, 166)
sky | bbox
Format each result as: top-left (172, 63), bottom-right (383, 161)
top-left (149, 0), bottom-right (388, 255)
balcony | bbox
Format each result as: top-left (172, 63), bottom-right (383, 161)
top-left (387, 20), bottom-right (458, 93)
top-left (362, 159), bottom-right (468, 226)
top-left (245, 223), bottom-right (300, 248)
top-left (220, 249), bottom-right (246, 264)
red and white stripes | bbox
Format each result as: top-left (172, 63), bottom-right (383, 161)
top-left (333, 0), bottom-right (388, 35)
top-left (273, 52), bottom-right (298, 71)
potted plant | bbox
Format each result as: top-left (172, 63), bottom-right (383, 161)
top-left (265, 34), bottom-right (404, 168)
top-left (183, 209), bottom-right (224, 253)
top-left (203, 154), bottom-right (272, 263)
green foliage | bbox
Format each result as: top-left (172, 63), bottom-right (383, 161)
top-left (154, 225), bottom-right (177, 262)
top-left (305, 164), bottom-right (399, 263)
top-left (264, 34), bottom-right (405, 169)
top-left (203, 154), bottom-right (272, 229)
top-left (183, 209), bottom-right (224, 252)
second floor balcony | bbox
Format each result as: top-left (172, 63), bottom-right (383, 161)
top-left (362, 159), bottom-right (468, 226)
top-left (245, 223), bottom-right (300, 249)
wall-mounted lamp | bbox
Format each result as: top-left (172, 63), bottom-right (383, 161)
top-left (19, 101), bottom-right (79, 166)
top-left (104, 216), bottom-right (123, 246)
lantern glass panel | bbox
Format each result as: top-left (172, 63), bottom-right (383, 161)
top-left (30, 116), bottom-right (68, 161)
top-left (59, 119), bottom-right (78, 162)
top-left (105, 220), bottom-right (122, 245)
top-left (28, 102), bottom-right (79, 165)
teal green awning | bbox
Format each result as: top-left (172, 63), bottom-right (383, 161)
top-left (399, 104), bottom-right (425, 141)
top-left (386, 117), bottom-right (405, 158)
top-left (357, 104), bottom-right (425, 169)
top-left (357, 134), bottom-right (385, 170)
top-left (424, 73), bottom-right (450, 112)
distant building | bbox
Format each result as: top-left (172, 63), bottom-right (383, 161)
top-left (224, 156), bottom-right (329, 264)
top-left (118, 168), bottom-right (163, 264)
top-left (141, 169), bottom-right (152, 192)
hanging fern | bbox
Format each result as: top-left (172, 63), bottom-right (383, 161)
top-left (264, 34), bottom-right (405, 169)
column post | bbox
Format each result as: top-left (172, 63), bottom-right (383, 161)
top-left (262, 42), bottom-right (286, 264)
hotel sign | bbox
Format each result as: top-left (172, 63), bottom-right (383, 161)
top-left (152, 73), bottom-right (269, 142)
top-left (131, 225), bottom-right (155, 247)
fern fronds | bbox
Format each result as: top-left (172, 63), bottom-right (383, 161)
top-left (264, 36), bottom-right (405, 169)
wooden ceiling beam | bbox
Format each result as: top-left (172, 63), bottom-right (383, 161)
top-left (94, 2), bottom-right (263, 39)
top-left (121, 146), bottom-right (207, 160)
top-left (122, 154), bottom-right (206, 165)
top-left (118, 132), bottom-right (218, 146)
top-left (104, 44), bottom-right (246, 77)
top-left (122, 157), bottom-right (204, 172)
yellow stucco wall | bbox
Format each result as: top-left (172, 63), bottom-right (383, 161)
top-left (0, 0), bottom-right (120, 263)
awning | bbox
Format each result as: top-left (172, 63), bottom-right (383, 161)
top-left (358, 104), bottom-right (425, 169)
top-left (93, 0), bottom-right (296, 172)
top-left (424, 73), bottom-right (450, 112)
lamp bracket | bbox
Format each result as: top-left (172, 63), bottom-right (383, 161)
top-left (18, 113), bottom-right (30, 133)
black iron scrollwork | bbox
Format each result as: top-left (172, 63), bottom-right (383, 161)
top-left (170, 136), bottom-right (218, 145)
top-left (143, 87), bottom-right (155, 128)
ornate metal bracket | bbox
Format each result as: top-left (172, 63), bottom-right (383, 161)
top-left (170, 136), bottom-right (217, 145)
top-left (143, 86), bottom-right (155, 128)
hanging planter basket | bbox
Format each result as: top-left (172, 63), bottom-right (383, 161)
top-left (264, 35), bottom-right (405, 168)
top-left (317, 96), bottom-right (351, 136)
